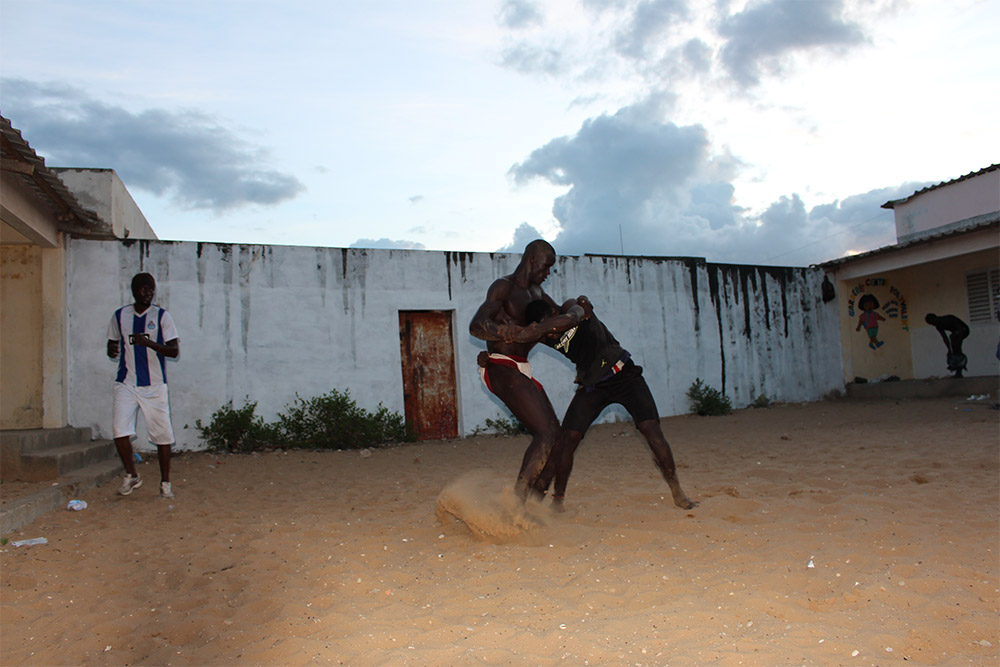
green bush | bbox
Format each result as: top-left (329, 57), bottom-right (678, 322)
top-left (751, 393), bottom-right (773, 409)
top-left (687, 378), bottom-right (733, 416)
top-left (196, 389), bottom-right (415, 452)
top-left (195, 398), bottom-right (278, 452)
top-left (472, 413), bottom-right (527, 436)
top-left (276, 389), bottom-right (415, 450)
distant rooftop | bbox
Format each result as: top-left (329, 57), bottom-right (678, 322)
top-left (816, 216), bottom-right (998, 269)
top-left (882, 163), bottom-right (1000, 209)
top-left (1, 115), bottom-right (114, 239)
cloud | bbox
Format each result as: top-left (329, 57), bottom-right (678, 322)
top-left (718, 0), bottom-right (867, 87)
top-left (498, 222), bottom-right (547, 253)
top-left (493, 1), bottom-right (913, 264)
top-left (680, 38), bottom-right (713, 74)
top-left (1, 78), bottom-right (304, 212)
top-left (497, 0), bottom-right (544, 29)
top-left (350, 238), bottom-right (427, 250)
top-left (508, 98), bottom-right (925, 265)
top-left (497, 0), bottom-right (875, 92)
top-left (509, 98), bottom-right (721, 256)
top-left (802, 182), bottom-right (930, 255)
top-left (498, 43), bottom-right (566, 76)
top-left (613, 0), bottom-right (689, 60)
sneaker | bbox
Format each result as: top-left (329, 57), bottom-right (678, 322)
top-left (160, 482), bottom-right (174, 499)
top-left (117, 473), bottom-right (142, 496)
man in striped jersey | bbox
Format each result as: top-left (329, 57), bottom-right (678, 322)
top-left (106, 272), bottom-right (180, 498)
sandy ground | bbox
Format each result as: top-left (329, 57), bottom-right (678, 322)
top-left (1, 396), bottom-right (997, 666)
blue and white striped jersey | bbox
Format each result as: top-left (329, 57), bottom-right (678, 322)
top-left (107, 304), bottom-right (179, 386)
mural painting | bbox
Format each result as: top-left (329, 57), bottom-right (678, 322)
top-left (847, 277), bottom-right (909, 352)
top-left (855, 294), bottom-right (885, 349)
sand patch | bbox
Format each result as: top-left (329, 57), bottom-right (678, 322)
top-left (435, 469), bottom-right (549, 544)
top-left (1, 397), bottom-right (996, 665)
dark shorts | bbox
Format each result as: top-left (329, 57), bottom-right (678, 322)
top-left (562, 361), bottom-right (659, 435)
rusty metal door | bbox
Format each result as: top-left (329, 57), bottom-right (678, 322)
top-left (398, 310), bottom-right (458, 440)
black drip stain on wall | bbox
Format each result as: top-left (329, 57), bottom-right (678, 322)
top-left (456, 251), bottom-right (474, 279)
top-left (237, 247), bottom-right (254, 357)
top-left (338, 248), bottom-right (369, 314)
top-left (760, 266), bottom-right (792, 338)
top-left (757, 267), bottom-right (772, 331)
top-left (706, 265), bottom-right (726, 392)
top-left (196, 242), bottom-right (232, 262)
top-left (314, 247), bottom-right (327, 291)
top-left (444, 252), bottom-right (453, 301)
top-left (702, 264), bottom-right (802, 393)
top-left (684, 258), bottom-right (701, 332)
top-left (739, 267), bottom-right (753, 337)
top-left (717, 264), bottom-right (798, 340)
top-left (122, 239), bottom-right (152, 269)
top-left (444, 251), bottom-right (477, 301)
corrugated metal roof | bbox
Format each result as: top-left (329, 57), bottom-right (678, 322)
top-left (882, 163), bottom-right (1000, 209)
top-left (1, 114), bottom-right (115, 239)
top-left (815, 216), bottom-right (999, 269)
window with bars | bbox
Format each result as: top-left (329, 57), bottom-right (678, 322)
top-left (966, 267), bottom-right (1000, 323)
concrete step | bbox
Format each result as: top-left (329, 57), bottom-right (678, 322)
top-left (846, 375), bottom-right (998, 400)
top-left (18, 440), bottom-right (117, 482)
top-left (1, 427), bottom-right (101, 483)
top-left (0, 427), bottom-right (94, 455)
top-left (1, 459), bottom-right (121, 536)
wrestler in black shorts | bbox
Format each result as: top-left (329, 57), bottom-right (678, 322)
top-left (525, 300), bottom-right (695, 511)
top-left (562, 361), bottom-right (658, 433)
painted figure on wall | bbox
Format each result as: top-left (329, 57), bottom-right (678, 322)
top-left (855, 294), bottom-right (885, 350)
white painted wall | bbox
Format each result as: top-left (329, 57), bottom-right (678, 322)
top-left (66, 240), bottom-right (843, 450)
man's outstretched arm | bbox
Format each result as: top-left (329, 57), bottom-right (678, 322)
top-left (513, 306), bottom-right (584, 343)
top-left (469, 279), bottom-right (519, 342)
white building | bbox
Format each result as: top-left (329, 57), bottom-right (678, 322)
top-left (819, 164), bottom-right (999, 382)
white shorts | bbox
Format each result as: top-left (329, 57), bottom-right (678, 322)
top-left (113, 383), bottom-right (175, 445)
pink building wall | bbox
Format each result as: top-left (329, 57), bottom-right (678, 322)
top-left (893, 167), bottom-right (1000, 242)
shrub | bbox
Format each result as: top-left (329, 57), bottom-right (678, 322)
top-left (275, 389), bottom-right (415, 450)
top-left (195, 398), bottom-right (278, 452)
top-left (687, 378), bottom-right (733, 416)
top-left (751, 393), bottom-right (773, 409)
top-left (473, 413), bottom-right (527, 436)
top-left (196, 390), bottom-right (415, 452)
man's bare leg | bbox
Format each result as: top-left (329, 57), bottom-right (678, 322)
top-left (637, 418), bottom-right (696, 509)
top-left (114, 436), bottom-right (138, 477)
top-left (486, 364), bottom-right (564, 502)
top-left (531, 429), bottom-right (584, 512)
top-left (156, 444), bottom-right (171, 483)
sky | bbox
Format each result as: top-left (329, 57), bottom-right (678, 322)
top-left (1, 0), bottom-right (997, 266)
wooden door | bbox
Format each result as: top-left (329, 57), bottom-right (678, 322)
top-left (398, 310), bottom-right (458, 440)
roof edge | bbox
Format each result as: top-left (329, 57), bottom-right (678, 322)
top-left (881, 163), bottom-right (1000, 209)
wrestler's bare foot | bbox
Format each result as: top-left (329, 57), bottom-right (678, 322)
top-left (551, 496), bottom-right (566, 513)
top-left (674, 495), bottom-right (698, 510)
top-left (668, 483), bottom-right (697, 509)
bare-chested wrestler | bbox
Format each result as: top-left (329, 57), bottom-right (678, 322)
top-left (469, 240), bottom-right (586, 502)
top-left (522, 298), bottom-right (696, 512)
